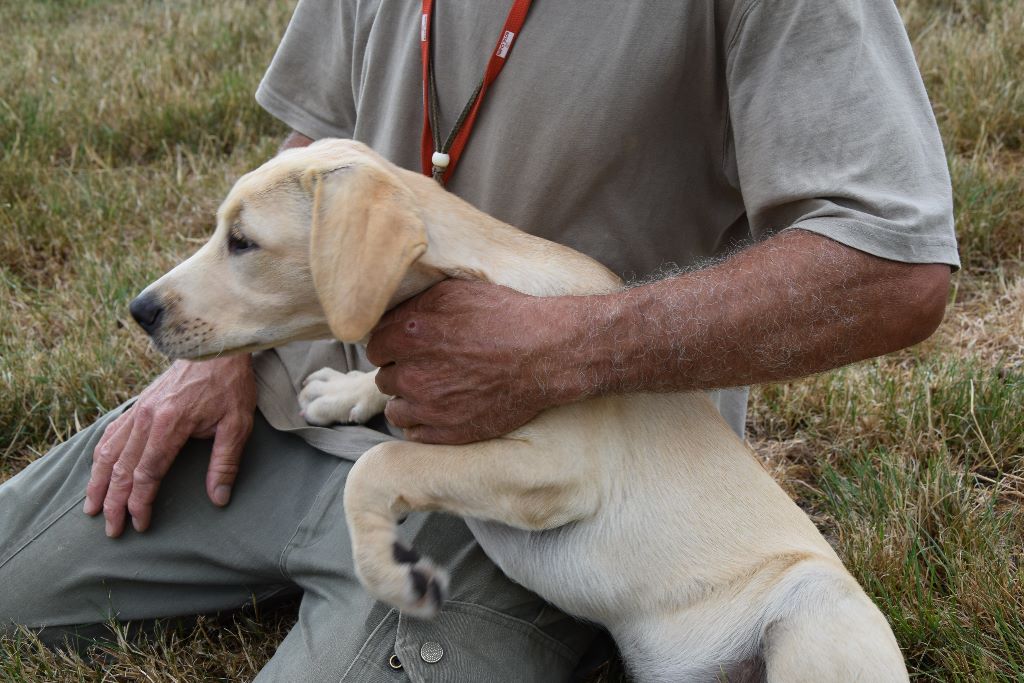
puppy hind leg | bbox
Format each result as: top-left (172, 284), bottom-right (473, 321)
top-left (343, 437), bottom-right (600, 618)
top-left (762, 570), bottom-right (908, 682)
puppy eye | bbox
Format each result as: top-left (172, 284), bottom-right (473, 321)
top-left (227, 229), bottom-right (258, 254)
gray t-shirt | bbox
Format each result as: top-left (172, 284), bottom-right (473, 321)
top-left (252, 0), bottom-right (959, 452)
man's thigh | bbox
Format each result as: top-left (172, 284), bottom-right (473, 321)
top-left (1, 403), bottom-right (601, 681)
top-left (0, 404), bottom-right (349, 636)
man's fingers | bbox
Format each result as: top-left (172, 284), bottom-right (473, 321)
top-left (205, 415), bottom-right (252, 507)
top-left (374, 365), bottom-right (401, 397)
top-left (403, 425), bottom-right (465, 445)
top-left (402, 425), bottom-right (431, 443)
top-left (385, 394), bottom-right (465, 432)
top-left (100, 418), bottom-right (151, 537)
top-left (374, 363), bottom-right (433, 401)
top-left (384, 397), bottom-right (421, 430)
top-left (365, 324), bottom-right (399, 367)
top-left (82, 356), bottom-right (258, 535)
top-left (85, 415), bottom-right (131, 515)
top-left (125, 424), bottom-right (191, 533)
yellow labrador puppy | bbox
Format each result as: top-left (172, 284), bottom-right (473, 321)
top-left (130, 139), bottom-right (908, 682)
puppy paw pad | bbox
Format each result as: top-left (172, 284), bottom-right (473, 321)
top-left (393, 542), bottom-right (421, 564)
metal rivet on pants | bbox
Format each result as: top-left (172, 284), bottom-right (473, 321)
top-left (388, 654), bottom-right (403, 670)
top-left (420, 641), bottom-right (444, 663)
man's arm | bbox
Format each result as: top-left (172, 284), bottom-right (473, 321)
top-left (368, 230), bottom-right (950, 444)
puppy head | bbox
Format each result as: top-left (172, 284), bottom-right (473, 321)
top-left (129, 139), bottom-right (429, 359)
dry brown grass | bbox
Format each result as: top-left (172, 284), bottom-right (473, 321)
top-left (1, 608), bottom-right (295, 682)
top-left (941, 269), bottom-right (1024, 368)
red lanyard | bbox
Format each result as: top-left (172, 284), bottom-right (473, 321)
top-left (420, 0), bottom-right (534, 185)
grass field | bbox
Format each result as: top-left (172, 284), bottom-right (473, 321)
top-left (1, 0), bottom-right (1022, 680)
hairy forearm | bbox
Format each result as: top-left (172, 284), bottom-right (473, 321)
top-left (543, 229), bottom-right (950, 402)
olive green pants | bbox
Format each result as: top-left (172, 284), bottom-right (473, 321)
top-left (0, 405), bottom-right (600, 681)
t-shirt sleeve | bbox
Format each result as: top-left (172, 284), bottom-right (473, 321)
top-left (256, 0), bottom-right (358, 140)
top-left (725, 0), bottom-right (960, 269)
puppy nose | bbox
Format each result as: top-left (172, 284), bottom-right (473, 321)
top-left (129, 293), bottom-right (165, 335)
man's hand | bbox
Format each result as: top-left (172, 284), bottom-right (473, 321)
top-left (84, 355), bottom-right (257, 537)
top-left (367, 280), bottom-right (580, 444)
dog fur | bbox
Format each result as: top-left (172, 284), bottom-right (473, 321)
top-left (131, 139), bottom-right (909, 682)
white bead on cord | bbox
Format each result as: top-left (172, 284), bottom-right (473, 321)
top-left (431, 151), bottom-right (451, 169)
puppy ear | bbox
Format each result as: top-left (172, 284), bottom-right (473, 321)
top-left (310, 166), bottom-right (428, 342)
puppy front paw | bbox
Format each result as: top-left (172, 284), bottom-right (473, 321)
top-left (299, 367), bottom-right (389, 426)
